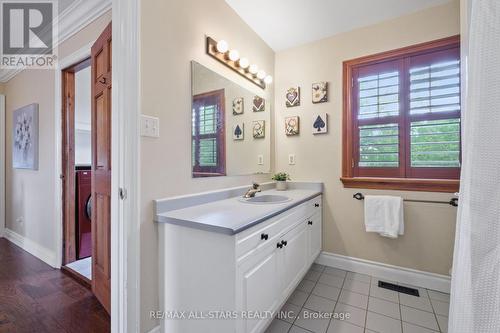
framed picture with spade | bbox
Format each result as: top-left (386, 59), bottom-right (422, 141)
top-left (285, 86), bottom-right (300, 107)
top-left (232, 123), bottom-right (244, 140)
top-left (312, 113), bottom-right (328, 134)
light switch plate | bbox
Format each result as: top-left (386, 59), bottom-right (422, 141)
top-left (288, 154), bottom-right (296, 165)
top-left (141, 115), bottom-right (160, 138)
top-left (257, 155), bottom-right (264, 165)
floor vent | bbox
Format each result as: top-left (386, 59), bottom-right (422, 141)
top-left (378, 281), bottom-right (420, 297)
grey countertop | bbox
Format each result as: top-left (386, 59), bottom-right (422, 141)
top-left (155, 186), bottom-right (322, 235)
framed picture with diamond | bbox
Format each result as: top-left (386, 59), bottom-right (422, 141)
top-left (12, 103), bottom-right (39, 169)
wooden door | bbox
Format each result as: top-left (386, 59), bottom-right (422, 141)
top-left (91, 22), bottom-right (112, 314)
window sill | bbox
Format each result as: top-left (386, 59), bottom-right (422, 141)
top-left (340, 177), bottom-right (459, 193)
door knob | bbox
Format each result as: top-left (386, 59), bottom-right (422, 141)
top-left (314, 203), bottom-right (320, 207)
top-left (308, 221), bottom-right (313, 225)
top-left (261, 233), bottom-right (269, 240)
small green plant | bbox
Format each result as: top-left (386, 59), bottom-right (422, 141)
top-left (272, 172), bottom-right (291, 182)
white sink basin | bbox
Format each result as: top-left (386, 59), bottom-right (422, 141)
top-left (239, 194), bottom-right (291, 204)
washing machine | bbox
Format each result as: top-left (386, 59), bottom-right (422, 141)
top-left (76, 169), bottom-right (92, 259)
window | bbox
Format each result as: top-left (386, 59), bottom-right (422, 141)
top-left (342, 36), bottom-right (460, 192)
top-left (192, 89), bottom-right (226, 177)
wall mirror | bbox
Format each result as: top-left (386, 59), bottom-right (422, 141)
top-left (191, 61), bottom-right (271, 177)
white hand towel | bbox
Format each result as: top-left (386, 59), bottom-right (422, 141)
top-left (364, 195), bottom-right (404, 238)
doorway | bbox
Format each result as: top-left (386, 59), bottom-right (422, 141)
top-left (61, 23), bottom-right (112, 314)
top-left (61, 58), bottom-right (93, 282)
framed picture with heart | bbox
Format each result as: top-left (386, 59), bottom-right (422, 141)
top-left (253, 96), bottom-right (265, 112)
top-left (285, 86), bottom-right (300, 107)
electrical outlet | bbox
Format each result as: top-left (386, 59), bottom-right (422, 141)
top-left (288, 154), bottom-right (296, 165)
top-left (257, 155), bottom-right (264, 165)
top-left (141, 115), bottom-right (160, 138)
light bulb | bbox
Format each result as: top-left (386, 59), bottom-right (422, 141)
top-left (264, 75), bottom-right (273, 84)
top-left (257, 70), bottom-right (266, 80)
top-left (216, 40), bottom-right (228, 53)
top-left (248, 64), bottom-right (258, 74)
top-left (238, 57), bottom-right (249, 69)
top-left (228, 49), bottom-right (240, 62)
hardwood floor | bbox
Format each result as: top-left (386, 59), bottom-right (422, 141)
top-left (0, 238), bottom-right (110, 333)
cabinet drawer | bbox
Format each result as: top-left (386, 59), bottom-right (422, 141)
top-left (236, 195), bottom-right (322, 260)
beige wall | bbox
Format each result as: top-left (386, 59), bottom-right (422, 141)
top-left (4, 11), bottom-right (111, 259)
top-left (140, 0), bottom-right (275, 331)
top-left (274, 1), bottom-right (460, 276)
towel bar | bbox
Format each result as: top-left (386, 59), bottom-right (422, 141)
top-left (353, 192), bottom-right (458, 207)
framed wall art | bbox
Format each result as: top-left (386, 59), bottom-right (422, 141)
top-left (285, 87), bottom-right (300, 107)
top-left (12, 103), bottom-right (39, 170)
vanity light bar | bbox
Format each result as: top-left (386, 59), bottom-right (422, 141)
top-left (206, 36), bottom-right (272, 89)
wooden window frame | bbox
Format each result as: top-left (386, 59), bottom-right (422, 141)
top-left (192, 89), bottom-right (226, 177)
top-left (341, 35), bottom-right (460, 193)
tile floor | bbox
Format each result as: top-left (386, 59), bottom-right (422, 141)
top-left (66, 256), bottom-right (92, 280)
top-left (266, 264), bottom-right (450, 333)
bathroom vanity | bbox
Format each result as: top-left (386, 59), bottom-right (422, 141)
top-left (154, 182), bottom-right (322, 333)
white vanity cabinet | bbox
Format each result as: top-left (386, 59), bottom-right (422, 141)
top-left (235, 195), bottom-right (321, 333)
top-left (158, 193), bottom-right (322, 333)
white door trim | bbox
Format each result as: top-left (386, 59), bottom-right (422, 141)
top-left (54, 42), bottom-right (94, 270)
top-left (54, 2), bottom-right (141, 330)
top-left (0, 94), bottom-right (5, 238)
top-left (111, 0), bottom-right (141, 332)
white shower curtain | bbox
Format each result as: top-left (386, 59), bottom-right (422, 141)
top-left (449, 1), bottom-right (500, 332)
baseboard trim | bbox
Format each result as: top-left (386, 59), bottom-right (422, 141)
top-left (316, 251), bottom-right (451, 293)
top-left (3, 228), bottom-right (58, 268)
top-left (147, 326), bottom-right (160, 333)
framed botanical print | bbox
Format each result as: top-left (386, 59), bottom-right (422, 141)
top-left (12, 103), bottom-right (39, 169)
top-left (232, 97), bottom-right (244, 115)
top-left (312, 82), bottom-right (328, 103)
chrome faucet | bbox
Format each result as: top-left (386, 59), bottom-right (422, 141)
top-left (243, 182), bottom-right (261, 198)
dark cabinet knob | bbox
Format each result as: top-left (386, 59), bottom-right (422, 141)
top-left (277, 242), bottom-right (283, 249)
top-left (314, 203), bottom-right (320, 207)
top-left (281, 240), bottom-right (288, 246)
top-left (308, 221), bottom-right (313, 225)
top-left (261, 233), bottom-right (269, 240)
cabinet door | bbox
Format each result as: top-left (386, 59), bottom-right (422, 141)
top-left (279, 222), bottom-right (308, 299)
top-left (237, 243), bottom-right (280, 333)
top-left (307, 212), bottom-right (322, 264)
